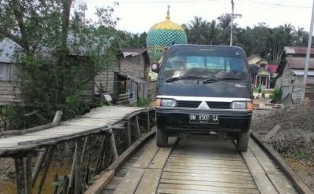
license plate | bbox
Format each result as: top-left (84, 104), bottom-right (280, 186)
top-left (189, 114), bottom-right (219, 124)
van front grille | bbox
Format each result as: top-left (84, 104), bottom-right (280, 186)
top-left (176, 101), bottom-right (231, 109)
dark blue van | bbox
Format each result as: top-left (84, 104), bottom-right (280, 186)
top-left (151, 44), bottom-right (254, 152)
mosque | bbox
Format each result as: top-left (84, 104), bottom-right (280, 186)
top-left (146, 5), bottom-right (188, 62)
top-left (146, 6), bottom-right (188, 80)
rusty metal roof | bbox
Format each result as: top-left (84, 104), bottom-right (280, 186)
top-left (286, 57), bottom-right (314, 70)
top-left (284, 46), bottom-right (314, 55)
top-left (120, 48), bottom-right (146, 57)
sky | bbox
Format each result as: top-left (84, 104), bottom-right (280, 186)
top-left (81, 0), bottom-right (314, 34)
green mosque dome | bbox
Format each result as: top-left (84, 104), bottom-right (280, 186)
top-left (146, 6), bottom-right (188, 60)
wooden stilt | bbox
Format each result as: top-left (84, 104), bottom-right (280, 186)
top-left (95, 135), bottom-right (106, 174)
top-left (133, 116), bottom-right (141, 139)
top-left (81, 136), bottom-right (89, 164)
top-left (147, 109), bottom-right (150, 132)
top-left (126, 119), bottom-right (132, 146)
top-left (26, 153), bottom-right (33, 194)
top-left (107, 126), bottom-right (118, 160)
top-left (67, 142), bottom-right (77, 194)
top-left (32, 148), bottom-right (48, 187)
top-left (63, 175), bottom-right (69, 194)
top-left (15, 156), bottom-right (26, 194)
top-left (74, 139), bottom-right (83, 194)
top-left (36, 146), bottom-right (54, 194)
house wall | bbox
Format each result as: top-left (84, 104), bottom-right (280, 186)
top-left (94, 55), bottom-right (147, 98)
top-left (120, 55), bottom-right (146, 78)
top-left (276, 64), bottom-right (314, 104)
top-left (0, 63), bottom-right (21, 105)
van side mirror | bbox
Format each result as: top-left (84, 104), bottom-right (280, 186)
top-left (151, 62), bottom-right (161, 73)
top-left (248, 64), bottom-right (258, 76)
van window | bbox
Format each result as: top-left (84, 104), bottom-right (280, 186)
top-left (161, 49), bottom-right (247, 80)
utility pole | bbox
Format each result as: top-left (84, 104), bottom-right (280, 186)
top-left (303, 0), bottom-right (314, 101)
top-left (227, 0), bottom-right (241, 46)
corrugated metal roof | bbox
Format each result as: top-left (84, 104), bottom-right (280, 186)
top-left (118, 73), bottom-right (147, 84)
top-left (284, 46), bottom-right (314, 55)
top-left (286, 57), bottom-right (314, 70)
top-left (0, 38), bottom-right (20, 63)
top-left (120, 48), bottom-right (146, 58)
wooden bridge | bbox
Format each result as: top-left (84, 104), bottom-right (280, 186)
top-left (0, 106), bottom-right (313, 194)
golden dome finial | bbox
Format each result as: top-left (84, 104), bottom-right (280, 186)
top-left (166, 5), bottom-right (170, 20)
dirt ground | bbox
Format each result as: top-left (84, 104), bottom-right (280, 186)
top-left (251, 100), bottom-right (314, 192)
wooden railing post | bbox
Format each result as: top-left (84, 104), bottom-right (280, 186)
top-left (26, 153), bottom-right (33, 194)
top-left (14, 156), bottom-right (26, 194)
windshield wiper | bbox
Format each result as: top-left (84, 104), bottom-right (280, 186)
top-left (219, 77), bottom-right (243, 80)
top-left (166, 76), bottom-right (205, 83)
top-left (203, 78), bottom-right (219, 84)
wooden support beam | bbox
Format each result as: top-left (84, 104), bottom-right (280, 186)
top-left (133, 116), bottom-right (141, 140)
top-left (81, 136), bottom-right (89, 164)
top-left (75, 140), bottom-right (83, 194)
top-left (95, 135), bottom-right (106, 174)
top-left (37, 146), bottom-right (54, 194)
top-left (26, 153), bottom-right (33, 194)
top-left (67, 143), bottom-right (77, 194)
top-left (15, 156), bottom-right (26, 194)
top-left (32, 148), bottom-right (48, 187)
top-left (107, 126), bottom-right (118, 160)
top-left (147, 109), bottom-right (150, 132)
top-left (126, 119), bottom-right (132, 146)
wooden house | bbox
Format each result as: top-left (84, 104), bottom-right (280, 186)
top-left (247, 54), bottom-right (272, 89)
top-left (275, 46), bottom-right (314, 104)
top-left (0, 38), bottom-right (21, 105)
top-left (0, 37), bottom-right (94, 105)
top-left (94, 48), bottom-right (152, 104)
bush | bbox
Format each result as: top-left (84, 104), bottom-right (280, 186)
top-left (270, 87), bottom-right (282, 103)
top-left (137, 97), bottom-right (152, 107)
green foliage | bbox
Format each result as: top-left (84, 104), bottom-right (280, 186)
top-left (185, 15), bottom-right (311, 61)
top-left (137, 97), bottom-right (152, 107)
top-left (270, 88), bottom-right (283, 103)
top-left (0, 1), bottom-right (121, 127)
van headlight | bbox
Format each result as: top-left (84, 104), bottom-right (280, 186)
top-left (161, 99), bottom-right (177, 107)
top-left (231, 101), bottom-right (253, 110)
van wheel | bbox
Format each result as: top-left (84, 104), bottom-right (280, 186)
top-left (237, 130), bottom-right (250, 152)
top-left (156, 128), bottom-right (168, 147)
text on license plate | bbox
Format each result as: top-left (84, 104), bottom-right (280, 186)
top-left (189, 114), bottom-right (219, 124)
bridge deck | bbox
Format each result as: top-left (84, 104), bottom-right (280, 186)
top-left (0, 106), bottom-right (149, 157)
top-left (100, 135), bottom-right (298, 194)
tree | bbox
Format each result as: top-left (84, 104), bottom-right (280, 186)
top-left (0, 0), bottom-right (120, 123)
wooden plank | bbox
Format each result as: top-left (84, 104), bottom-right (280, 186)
top-left (163, 166), bottom-right (251, 176)
top-left (165, 164), bottom-right (249, 172)
top-left (134, 169), bottom-right (162, 194)
top-left (132, 139), bottom-right (159, 168)
top-left (166, 159), bottom-right (246, 167)
top-left (248, 138), bottom-right (298, 194)
top-left (241, 146), bottom-right (278, 194)
top-left (157, 188), bottom-right (242, 194)
top-left (84, 170), bottom-right (115, 194)
top-left (162, 172), bottom-right (254, 183)
top-left (113, 167), bottom-right (145, 194)
top-left (158, 183), bottom-right (259, 194)
top-left (148, 147), bottom-right (172, 169)
top-left (159, 178), bottom-right (257, 189)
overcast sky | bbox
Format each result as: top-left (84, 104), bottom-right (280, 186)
top-left (81, 0), bottom-right (314, 34)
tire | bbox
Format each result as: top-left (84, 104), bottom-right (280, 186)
top-left (156, 128), bottom-right (168, 147)
top-left (237, 130), bottom-right (250, 152)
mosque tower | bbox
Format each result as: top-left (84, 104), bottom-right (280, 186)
top-left (146, 6), bottom-right (188, 61)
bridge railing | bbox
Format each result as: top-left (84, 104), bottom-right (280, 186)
top-left (0, 106), bottom-right (156, 194)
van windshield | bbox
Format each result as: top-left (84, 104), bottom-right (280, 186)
top-left (161, 48), bottom-right (248, 80)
